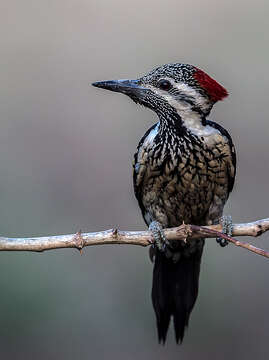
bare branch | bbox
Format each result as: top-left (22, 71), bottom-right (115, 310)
top-left (0, 218), bottom-right (269, 258)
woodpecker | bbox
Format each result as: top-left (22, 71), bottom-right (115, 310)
top-left (92, 63), bottom-right (236, 344)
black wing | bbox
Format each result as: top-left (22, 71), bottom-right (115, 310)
top-left (206, 119), bottom-right (236, 194)
top-left (133, 123), bottom-right (157, 222)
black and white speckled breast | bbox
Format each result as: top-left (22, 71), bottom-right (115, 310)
top-left (133, 121), bottom-right (235, 228)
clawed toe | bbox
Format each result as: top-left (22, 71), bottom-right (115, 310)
top-left (216, 237), bottom-right (229, 247)
top-left (216, 215), bottom-right (233, 248)
top-left (149, 221), bottom-right (169, 252)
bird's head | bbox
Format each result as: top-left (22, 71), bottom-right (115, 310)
top-left (92, 63), bottom-right (228, 126)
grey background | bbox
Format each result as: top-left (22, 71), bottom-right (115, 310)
top-left (1, 0), bottom-right (269, 359)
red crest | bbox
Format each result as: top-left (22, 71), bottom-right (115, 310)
top-left (194, 68), bottom-right (228, 102)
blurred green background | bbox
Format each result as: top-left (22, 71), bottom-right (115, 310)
top-left (1, 0), bottom-right (269, 358)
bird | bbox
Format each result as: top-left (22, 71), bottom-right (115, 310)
top-left (92, 63), bottom-right (236, 344)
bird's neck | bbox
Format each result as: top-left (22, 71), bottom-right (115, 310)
top-left (157, 107), bottom-right (207, 137)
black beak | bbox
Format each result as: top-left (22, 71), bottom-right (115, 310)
top-left (92, 79), bottom-right (145, 97)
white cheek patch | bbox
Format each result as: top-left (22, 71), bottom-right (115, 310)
top-left (173, 81), bottom-right (210, 111)
top-left (146, 79), bottom-right (216, 137)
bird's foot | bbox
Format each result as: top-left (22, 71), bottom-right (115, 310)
top-left (216, 215), bottom-right (233, 247)
top-left (149, 221), bottom-right (169, 252)
top-left (149, 221), bottom-right (180, 262)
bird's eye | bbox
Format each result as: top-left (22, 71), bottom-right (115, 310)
top-left (158, 79), bottom-right (172, 91)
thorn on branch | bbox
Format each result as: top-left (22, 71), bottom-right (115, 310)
top-left (74, 230), bottom-right (85, 254)
top-left (112, 228), bottom-right (118, 239)
top-left (175, 223), bottom-right (192, 243)
top-left (184, 224), bottom-right (192, 243)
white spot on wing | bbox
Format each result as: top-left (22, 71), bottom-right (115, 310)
top-left (144, 123), bottom-right (159, 146)
top-left (137, 123), bottom-right (160, 162)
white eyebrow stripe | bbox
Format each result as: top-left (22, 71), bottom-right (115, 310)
top-left (147, 78), bottom-right (210, 110)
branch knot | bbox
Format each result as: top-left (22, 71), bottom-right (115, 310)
top-left (74, 230), bottom-right (85, 253)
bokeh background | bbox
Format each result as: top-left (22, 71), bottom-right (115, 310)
top-left (1, 0), bottom-right (269, 359)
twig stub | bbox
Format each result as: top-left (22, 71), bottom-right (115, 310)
top-left (74, 230), bottom-right (85, 253)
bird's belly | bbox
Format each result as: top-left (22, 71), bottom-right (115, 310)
top-left (141, 164), bottom-right (224, 228)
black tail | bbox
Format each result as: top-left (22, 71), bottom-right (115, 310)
top-left (152, 243), bottom-right (204, 344)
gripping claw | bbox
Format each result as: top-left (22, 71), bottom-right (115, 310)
top-left (149, 221), bottom-right (169, 252)
top-left (216, 215), bottom-right (233, 247)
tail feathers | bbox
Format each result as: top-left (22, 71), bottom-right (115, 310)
top-left (152, 244), bottom-right (203, 344)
